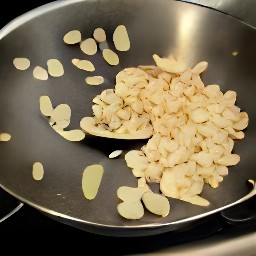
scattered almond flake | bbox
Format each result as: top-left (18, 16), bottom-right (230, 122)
top-left (117, 201), bottom-right (144, 220)
top-left (142, 191), bottom-right (170, 217)
top-left (93, 28), bottom-right (106, 43)
top-left (39, 96), bottom-right (54, 117)
top-left (63, 30), bottom-right (81, 44)
top-left (99, 41), bottom-right (109, 51)
top-left (80, 38), bottom-right (97, 55)
top-left (13, 58), bottom-right (30, 70)
top-left (0, 133), bottom-right (11, 142)
top-left (74, 60), bottom-right (95, 72)
top-left (56, 129), bottom-right (85, 141)
top-left (85, 76), bottom-right (104, 85)
top-left (33, 66), bottom-right (48, 80)
top-left (117, 186), bottom-right (149, 202)
top-left (32, 162), bottom-right (44, 181)
top-left (109, 150), bottom-right (122, 159)
top-left (72, 58), bottom-right (80, 66)
top-left (51, 104), bottom-right (71, 125)
top-left (181, 195), bottom-right (210, 206)
top-left (232, 51), bottom-right (238, 56)
top-left (47, 59), bottom-right (64, 77)
top-left (102, 49), bottom-right (119, 66)
top-left (113, 25), bottom-right (130, 51)
top-left (82, 164), bottom-right (104, 200)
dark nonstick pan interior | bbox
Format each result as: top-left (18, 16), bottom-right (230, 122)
top-left (0, 0), bottom-right (255, 236)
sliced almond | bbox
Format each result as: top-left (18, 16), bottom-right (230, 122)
top-left (82, 164), bottom-right (104, 200)
top-left (109, 150), bottom-right (122, 159)
top-left (51, 104), bottom-right (71, 125)
top-left (63, 30), bottom-right (81, 44)
top-left (142, 191), bottom-right (170, 217)
top-left (72, 58), bottom-right (80, 66)
top-left (113, 25), bottom-right (130, 51)
top-left (85, 76), bottom-right (104, 85)
top-left (93, 28), bottom-right (106, 43)
top-left (80, 117), bottom-right (153, 139)
top-left (47, 59), bottom-right (64, 77)
top-left (117, 201), bottom-right (144, 220)
top-left (56, 129), bottom-right (85, 141)
top-left (102, 49), bottom-right (119, 66)
top-left (74, 60), bottom-right (95, 72)
top-left (80, 38), bottom-right (97, 55)
top-left (0, 133), bottom-right (11, 142)
top-left (39, 96), bottom-right (54, 117)
top-left (33, 66), bottom-right (48, 80)
top-left (32, 162), bottom-right (44, 181)
top-left (13, 58), bottom-right (30, 70)
top-left (181, 195), bottom-right (210, 206)
top-left (117, 186), bottom-right (149, 202)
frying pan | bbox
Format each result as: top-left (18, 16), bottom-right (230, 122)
top-left (0, 0), bottom-right (255, 236)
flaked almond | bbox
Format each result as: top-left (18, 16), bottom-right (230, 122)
top-left (117, 201), bottom-right (144, 220)
top-left (33, 66), bottom-right (48, 80)
top-left (39, 96), bottom-right (54, 117)
top-left (56, 129), bottom-right (85, 141)
top-left (109, 150), bottom-right (122, 159)
top-left (142, 191), bottom-right (170, 217)
top-left (85, 76), bottom-right (104, 85)
top-left (80, 38), bottom-right (97, 55)
top-left (0, 133), bottom-right (11, 142)
top-left (102, 49), bottom-right (119, 66)
top-left (47, 59), bottom-right (64, 77)
top-left (63, 30), bottom-right (81, 44)
top-left (82, 164), bottom-right (104, 200)
top-left (32, 162), bottom-right (44, 181)
top-left (13, 58), bottom-right (30, 70)
top-left (113, 25), bottom-right (130, 51)
top-left (93, 28), bottom-right (106, 43)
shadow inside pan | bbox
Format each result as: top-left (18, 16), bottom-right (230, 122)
top-left (0, 0), bottom-right (255, 236)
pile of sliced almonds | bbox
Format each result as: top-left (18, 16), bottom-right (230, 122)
top-left (39, 95), bottom-right (85, 141)
top-left (117, 178), bottom-right (170, 219)
top-left (82, 54), bottom-right (249, 209)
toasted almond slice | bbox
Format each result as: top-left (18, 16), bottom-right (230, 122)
top-left (72, 58), bottom-right (80, 66)
top-left (82, 164), bottom-right (104, 200)
top-left (142, 191), bottom-right (170, 217)
top-left (51, 104), bottom-right (71, 124)
top-left (113, 25), bottom-right (130, 51)
top-left (39, 96), bottom-right (54, 117)
top-left (85, 76), bottom-right (104, 85)
top-left (80, 117), bottom-right (153, 139)
top-left (93, 28), bottom-right (106, 43)
top-left (109, 150), bottom-right (122, 159)
top-left (75, 60), bottom-right (95, 72)
top-left (33, 66), bottom-right (48, 80)
top-left (0, 133), bottom-right (11, 142)
top-left (117, 201), bottom-right (144, 220)
top-left (181, 195), bottom-right (210, 206)
top-left (80, 38), bottom-right (97, 55)
top-left (153, 54), bottom-right (187, 73)
top-left (32, 162), bottom-right (44, 181)
top-left (102, 49), bottom-right (119, 66)
top-left (47, 59), bottom-right (64, 77)
top-left (56, 129), bottom-right (85, 141)
top-left (117, 186), bottom-right (149, 202)
top-left (63, 30), bottom-right (81, 44)
top-left (13, 58), bottom-right (30, 70)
